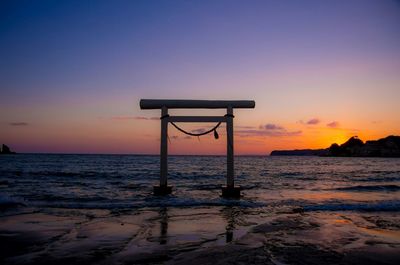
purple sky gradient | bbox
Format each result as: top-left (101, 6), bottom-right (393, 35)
top-left (1, 0), bottom-right (399, 153)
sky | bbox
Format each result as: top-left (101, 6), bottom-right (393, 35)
top-left (1, 0), bottom-right (400, 155)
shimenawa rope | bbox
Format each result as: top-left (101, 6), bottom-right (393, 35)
top-left (160, 114), bottom-right (234, 139)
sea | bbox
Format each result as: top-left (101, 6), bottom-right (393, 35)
top-left (1, 154), bottom-right (400, 212)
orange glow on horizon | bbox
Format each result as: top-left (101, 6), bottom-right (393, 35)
top-left (1, 114), bottom-right (399, 155)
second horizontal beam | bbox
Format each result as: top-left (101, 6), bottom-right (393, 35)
top-left (167, 116), bottom-right (227, 123)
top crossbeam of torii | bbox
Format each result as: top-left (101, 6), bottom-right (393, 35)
top-left (140, 99), bottom-right (255, 109)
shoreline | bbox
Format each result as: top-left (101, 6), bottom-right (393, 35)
top-left (1, 206), bottom-right (399, 265)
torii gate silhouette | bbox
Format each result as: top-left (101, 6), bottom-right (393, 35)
top-left (140, 99), bottom-right (255, 198)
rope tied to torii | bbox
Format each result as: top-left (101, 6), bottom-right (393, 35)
top-left (160, 113), bottom-right (234, 139)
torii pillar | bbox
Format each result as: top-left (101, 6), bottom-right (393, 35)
top-left (140, 99), bottom-right (256, 198)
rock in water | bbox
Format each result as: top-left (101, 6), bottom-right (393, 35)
top-left (1, 144), bottom-right (16, 154)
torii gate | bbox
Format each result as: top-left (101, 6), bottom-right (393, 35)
top-left (140, 99), bottom-right (255, 198)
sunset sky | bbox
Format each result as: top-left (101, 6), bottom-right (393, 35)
top-left (1, 0), bottom-right (399, 155)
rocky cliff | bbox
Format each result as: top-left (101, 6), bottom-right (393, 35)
top-left (327, 136), bottom-right (400, 157)
top-left (270, 136), bottom-right (400, 157)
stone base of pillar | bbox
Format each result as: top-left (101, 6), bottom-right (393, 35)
top-left (221, 186), bottom-right (241, 198)
top-left (154, 185), bottom-right (172, 195)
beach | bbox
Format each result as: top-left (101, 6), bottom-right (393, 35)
top-left (1, 155), bottom-right (400, 264)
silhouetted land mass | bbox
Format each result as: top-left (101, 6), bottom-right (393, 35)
top-left (0, 144), bottom-right (16, 154)
top-left (270, 135), bottom-right (400, 157)
top-left (270, 149), bottom-right (328, 156)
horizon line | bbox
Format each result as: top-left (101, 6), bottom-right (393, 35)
top-left (9, 152), bottom-right (271, 156)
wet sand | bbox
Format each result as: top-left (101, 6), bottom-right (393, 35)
top-left (1, 206), bottom-right (399, 265)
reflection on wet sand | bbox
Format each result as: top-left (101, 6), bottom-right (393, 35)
top-left (221, 206), bottom-right (243, 243)
top-left (159, 207), bottom-right (168, 245)
top-left (149, 206), bottom-right (248, 247)
top-left (0, 207), bottom-right (399, 264)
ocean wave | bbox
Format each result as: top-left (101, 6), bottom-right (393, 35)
top-left (189, 184), bottom-right (222, 190)
top-left (303, 200), bottom-right (400, 212)
top-left (0, 180), bottom-right (9, 185)
top-left (0, 169), bottom-right (136, 179)
top-left (144, 197), bottom-right (266, 208)
top-left (355, 176), bottom-right (400, 182)
top-left (334, 185), bottom-right (400, 192)
top-left (27, 197), bottom-right (266, 209)
top-left (0, 195), bottom-right (26, 210)
top-left (275, 172), bottom-right (303, 177)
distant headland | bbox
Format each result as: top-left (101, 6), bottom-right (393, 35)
top-left (270, 135), bottom-right (400, 157)
top-left (0, 144), bottom-right (16, 154)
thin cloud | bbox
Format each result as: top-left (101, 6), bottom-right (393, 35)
top-left (298, 118), bottom-right (320, 125)
top-left (326, 121), bottom-right (339, 128)
top-left (238, 123), bottom-right (302, 137)
top-left (191, 128), bottom-right (206, 134)
top-left (260, 123), bottom-right (284, 130)
top-left (237, 129), bottom-right (302, 137)
top-left (110, 116), bottom-right (158, 120)
top-left (236, 125), bottom-right (256, 129)
top-left (9, 122), bottom-right (29, 126)
top-left (306, 118), bottom-right (320, 125)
